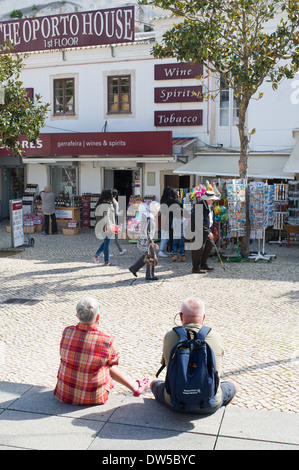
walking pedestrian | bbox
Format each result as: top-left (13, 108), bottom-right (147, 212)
top-left (158, 186), bottom-right (171, 257)
top-left (94, 189), bottom-right (116, 266)
top-left (129, 201), bottom-right (160, 281)
top-left (112, 189), bottom-right (126, 255)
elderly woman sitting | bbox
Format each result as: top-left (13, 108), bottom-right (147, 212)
top-left (54, 296), bottom-right (149, 405)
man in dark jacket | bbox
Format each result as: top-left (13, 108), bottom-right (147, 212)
top-left (191, 190), bottom-right (219, 273)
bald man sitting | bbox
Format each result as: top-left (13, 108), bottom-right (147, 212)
top-left (151, 297), bottom-right (238, 414)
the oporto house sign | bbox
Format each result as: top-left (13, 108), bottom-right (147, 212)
top-left (0, 6), bottom-right (135, 53)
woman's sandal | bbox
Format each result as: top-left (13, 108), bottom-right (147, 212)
top-left (133, 378), bottom-right (150, 397)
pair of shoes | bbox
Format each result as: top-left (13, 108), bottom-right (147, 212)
top-left (192, 268), bottom-right (207, 274)
top-left (133, 378), bottom-right (150, 397)
top-left (93, 255), bottom-right (99, 264)
top-left (119, 249), bottom-right (127, 255)
top-left (172, 254), bottom-right (178, 262)
top-left (158, 251), bottom-right (168, 257)
top-left (180, 255), bottom-right (186, 262)
top-left (104, 261), bottom-right (115, 266)
top-left (146, 276), bottom-right (159, 281)
top-left (201, 265), bottom-right (214, 271)
top-left (129, 267), bottom-right (137, 277)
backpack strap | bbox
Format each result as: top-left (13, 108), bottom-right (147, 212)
top-left (156, 363), bottom-right (166, 378)
top-left (196, 325), bottom-right (211, 341)
top-left (174, 325), bottom-right (211, 341)
top-left (156, 327), bottom-right (188, 377)
top-left (173, 326), bottom-right (189, 341)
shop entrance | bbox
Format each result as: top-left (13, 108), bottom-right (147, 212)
top-left (1, 167), bottom-right (24, 219)
top-left (164, 174), bottom-right (190, 190)
top-left (113, 170), bottom-right (133, 206)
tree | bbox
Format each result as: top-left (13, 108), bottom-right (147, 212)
top-left (0, 41), bottom-right (49, 157)
top-left (139, 0), bottom-right (299, 256)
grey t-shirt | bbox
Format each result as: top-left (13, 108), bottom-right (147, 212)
top-left (41, 192), bottom-right (56, 214)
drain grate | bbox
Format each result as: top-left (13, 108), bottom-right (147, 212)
top-left (3, 298), bottom-right (41, 305)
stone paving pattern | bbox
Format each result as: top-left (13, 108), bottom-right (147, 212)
top-left (0, 221), bottom-right (298, 414)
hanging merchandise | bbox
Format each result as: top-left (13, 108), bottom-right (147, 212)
top-left (213, 180), bottom-right (229, 249)
top-left (190, 184), bottom-right (206, 201)
top-left (226, 179), bottom-right (246, 237)
top-left (287, 181), bottom-right (299, 225)
top-left (269, 183), bottom-right (288, 245)
top-left (248, 182), bottom-right (276, 262)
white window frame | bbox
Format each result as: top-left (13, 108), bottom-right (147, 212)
top-left (219, 75), bottom-right (239, 127)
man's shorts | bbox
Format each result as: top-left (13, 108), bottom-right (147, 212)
top-left (151, 380), bottom-right (237, 414)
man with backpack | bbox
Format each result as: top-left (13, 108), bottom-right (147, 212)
top-left (151, 297), bottom-right (238, 414)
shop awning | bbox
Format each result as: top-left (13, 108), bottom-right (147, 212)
top-left (283, 137), bottom-right (299, 174)
top-left (22, 156), bottom-right (174, 164)
top-left (172, 137), bottom-right (197, 154)
top-left (173, 153), bottom-right (295, 179)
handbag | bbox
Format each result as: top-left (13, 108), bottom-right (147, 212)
top-left (143, 249), bottom-right (158, 266)
top-left (105, 224), bottom-right (119, 233)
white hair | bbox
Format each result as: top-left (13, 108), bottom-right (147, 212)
top-left (76, 297), bottom-right (100, 325)
top-left (149, 201), bottom-right (160, 213)
top-left (181, 297), bottom-right (205, 320)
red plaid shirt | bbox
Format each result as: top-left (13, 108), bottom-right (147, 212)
top-left (54, 323), bottom-right (119, 405)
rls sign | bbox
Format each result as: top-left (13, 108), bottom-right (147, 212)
top-left (0, 7), bottom-right (135, 53)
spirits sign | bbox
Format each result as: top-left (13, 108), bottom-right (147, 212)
top-left (0, 6), bottom-right (135, 53)
top-left (155, 86), bottom-right (203, 103)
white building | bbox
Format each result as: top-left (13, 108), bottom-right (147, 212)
top-left (0, 0), bottom-right (298, 219)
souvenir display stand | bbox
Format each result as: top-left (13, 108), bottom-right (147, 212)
top-left (269, 184), bottom-right (288, 246)
top-left (248, 182), bottom-right (276, 262)
top-left (285, 181), bottom-right (299, 247)
top-left (224, 179), bottom-right (247, 261)
top-left (212, 181), bottom-right (229, 250)
top-left (287, 181), bottom-right (299, 225)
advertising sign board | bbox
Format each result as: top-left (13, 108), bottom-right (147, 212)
top-left (10, 200), bottom-right (24, 248)
top-left (0, 6), bottom-right (135, 53)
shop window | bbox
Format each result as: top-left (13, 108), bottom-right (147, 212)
top-left (53, 78), bottom-right (75, 115)
top-left (108, 75), bottom-right (131, 114)
top-left (50, 166), bottom-right (77, 200)
top-left (219, 75), bottom-right (239, 126)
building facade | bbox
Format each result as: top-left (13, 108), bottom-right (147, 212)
top-left (0, 0), bottom-right (298, 219)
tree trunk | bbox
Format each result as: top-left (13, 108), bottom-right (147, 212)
top-left (237, 99), bottom-right (251, 258)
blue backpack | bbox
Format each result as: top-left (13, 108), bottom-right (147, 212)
top-left (163, 326), bottom-right (219, 411)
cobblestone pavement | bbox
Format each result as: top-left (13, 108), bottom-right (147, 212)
top-left (0, 221), bottom-right (298, 413)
